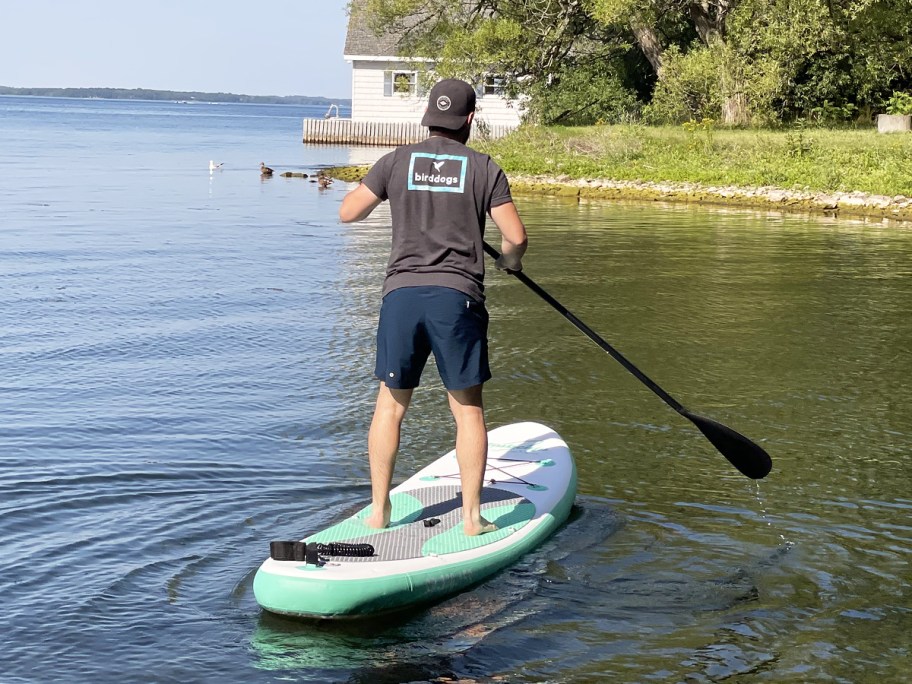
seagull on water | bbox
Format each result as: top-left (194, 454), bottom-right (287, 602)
top-left (209, 160), bottom-right (224, 172)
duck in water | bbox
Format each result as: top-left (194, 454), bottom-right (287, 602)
top-left (260, 162), bottom-right (274, 177)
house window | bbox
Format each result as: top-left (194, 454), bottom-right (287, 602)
top-left (384, 71), bottom-right (418, 97)
top-left (482, 76), bottom-right (506, 97)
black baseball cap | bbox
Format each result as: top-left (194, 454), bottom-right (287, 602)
top-left (421, 79), bottom-right (476, 130)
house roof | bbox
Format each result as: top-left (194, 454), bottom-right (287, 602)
top-left (344, 0), bottom-right (406, 58)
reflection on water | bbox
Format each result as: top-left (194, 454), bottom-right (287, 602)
top-left (316, 197), bottom-right (912, 682)
top-left (2, 97), bottom-right (911, 682)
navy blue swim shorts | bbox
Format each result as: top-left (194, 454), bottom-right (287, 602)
top-left (375, 286), bottom-right (491, 391)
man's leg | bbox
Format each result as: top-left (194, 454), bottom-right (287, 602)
top-left (365, 382), bottom-right (413, 529)
top-left (447, 385), bottom-right (497, 536)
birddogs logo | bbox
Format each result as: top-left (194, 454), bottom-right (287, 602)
top-left (407, 152), bottom-right (467, 193)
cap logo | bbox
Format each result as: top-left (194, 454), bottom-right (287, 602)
top-left (436, 96), bottom-right (451, 111)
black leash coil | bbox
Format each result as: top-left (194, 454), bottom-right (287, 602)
top-left (315, 542), bottom-right (375, 557)
top-left (269, 540), bottom-right (374, 563)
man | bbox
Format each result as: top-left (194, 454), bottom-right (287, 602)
top-left (339, 78), bottom-right (527, 536)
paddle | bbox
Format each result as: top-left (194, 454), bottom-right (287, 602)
top-left (483, 241), bottom-right (772, 480)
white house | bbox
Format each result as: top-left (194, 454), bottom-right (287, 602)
top-left (343, 1), bottom-right (523, 129)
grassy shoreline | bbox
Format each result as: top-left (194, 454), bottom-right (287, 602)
top-left (329, 124), bottom-right (912, 221)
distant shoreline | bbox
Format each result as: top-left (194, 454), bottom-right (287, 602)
top-left (0, 86), bottom-right (351, 107)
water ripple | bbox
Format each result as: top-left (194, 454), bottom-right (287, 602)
top-left (3, 98), bottom-right (912, 682)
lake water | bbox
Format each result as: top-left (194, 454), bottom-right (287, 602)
top-left (1, 96), bottom-right (910, 683)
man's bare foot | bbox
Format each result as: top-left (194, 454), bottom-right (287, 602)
top-left (364, 499), bottom-right (391, 529)
top-left (464, 516), bottom-right (497, 536)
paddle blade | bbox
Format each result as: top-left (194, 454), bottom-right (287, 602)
top-left (684, 411), bottom-right (772, 479)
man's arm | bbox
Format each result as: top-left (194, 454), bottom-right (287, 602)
top-left (489, 201), bottom-right (528, 271)
top-left (339, 183), bottom-right (383, 223)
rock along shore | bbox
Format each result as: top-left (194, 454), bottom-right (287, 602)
top-left (327, 166), bottom-right (912, 223)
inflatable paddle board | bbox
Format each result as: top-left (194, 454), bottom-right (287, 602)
top-left (253, 422), bottom-right (576, 619)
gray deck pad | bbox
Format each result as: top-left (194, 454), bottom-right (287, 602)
top-left (305, 486), bottom-right (535, 562)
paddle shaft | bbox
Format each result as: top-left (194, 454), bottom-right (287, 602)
top-left (483, 239), bottom-right (773, 479)
top-left (483, 241), bottom-right (686, 415)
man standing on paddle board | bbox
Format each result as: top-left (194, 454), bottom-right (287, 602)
top-left (339, 78), bottom-right (528, 536)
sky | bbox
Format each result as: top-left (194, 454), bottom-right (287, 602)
top-left (0, 1), bottom-right (353, 99)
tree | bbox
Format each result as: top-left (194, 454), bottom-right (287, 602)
top-left (361, 0), bottom-right (644, 124)
top-left (728, 0), bottom-right (912, 120)
top-left (356, 0), bottom-right (912, 125)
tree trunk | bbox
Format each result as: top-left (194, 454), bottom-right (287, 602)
top-left (717, 40), bottom-right (750, 126)
top-left (630, 21), bottom-right (664, 75)
top-left (722, 92), bottom-right (750, 125)
top-left (690, 1), bottom-right (724, 45)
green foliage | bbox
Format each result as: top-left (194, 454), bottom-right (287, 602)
top-left (527, 59), bottom-right (641, 125)
top-left (359, 0), bottom-right (912, 126)
top-left (477, 125), bottom-right (912, 196)
top-left (434, 17), bottom-right (525, 83)
top-left (886, 92), bottom-right (912, 116)
top-left (644, 46), bottom-right (721, 124)
top-left (587, 0), bottom-right (639, 26)
top-left (682, 118), bottom-right (716, 153)
top-left (363, 0), bottom-right (620, 102)
top-left (806, 100), bottom-right (858, 126)
top-left (644, 43), bottom-right (780, 125)
top-left (728, 0), bottom-right (912, 121)
top-left (784, 125), bottom-right (814, 158)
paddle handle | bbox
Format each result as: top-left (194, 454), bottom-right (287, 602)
top-left (483, 241), bottom-right (686, 414)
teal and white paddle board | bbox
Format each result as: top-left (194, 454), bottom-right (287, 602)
top-left (253, 421), bottom-right (577, 619)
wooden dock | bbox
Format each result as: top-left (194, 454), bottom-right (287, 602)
top-left (302, 118), bottom-right (515, 146)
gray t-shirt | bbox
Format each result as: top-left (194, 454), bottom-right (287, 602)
top-left (362, 135), bottom-right (512, 302)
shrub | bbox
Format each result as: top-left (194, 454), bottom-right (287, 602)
top-left (645, 43), bottom-right (782, 126)
top-left (885, 91), bottom-right (912, 116)
top-left (645, 46), bottom-right (721, 124)
top-left (527, 59), bottom-right (641, 126)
